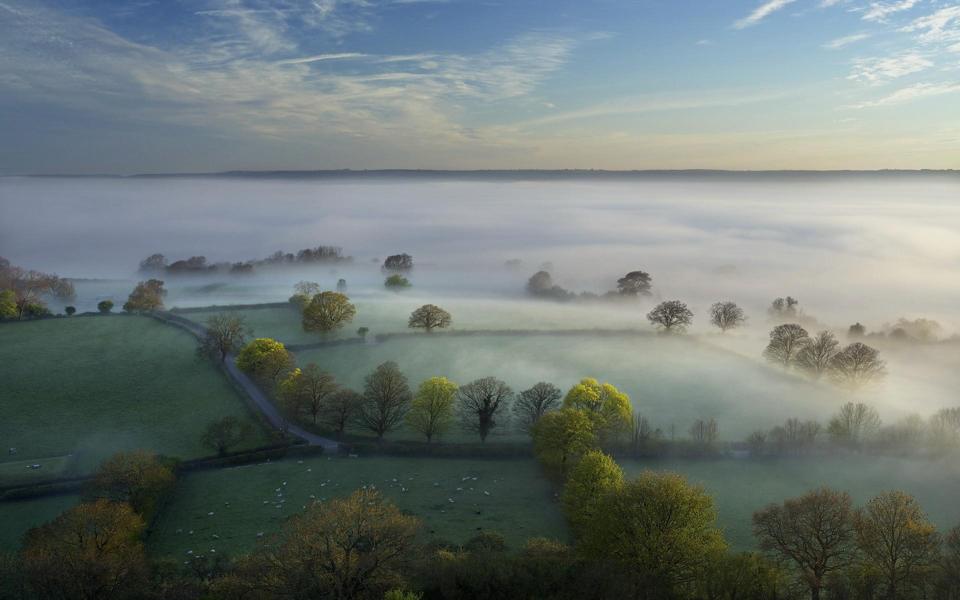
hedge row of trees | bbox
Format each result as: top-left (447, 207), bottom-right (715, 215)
top-left (763, 325), bottom-right (886, 389)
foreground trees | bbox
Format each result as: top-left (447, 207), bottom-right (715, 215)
top-left (236, 338), bottom-right (294, 385)
top-left (532, 409), bottom-right (596, 476)
top-left (408, 304), bottom-right (452, 332)
top-left (753, 487), bottom-right (855, 600)
top-left (709, 301), bottom-right (746, 332)
top-left (22, 500), bottom-right (147, 600)
top-left (359, 362), bottom-right (412, 441)
top-left (232, 489), bottom-right (420, 599)
top-left (457, 377), bottom-right (513, 442)
top-left (302, 291), bottom-right (357, 333)
top-left (197, 313), bottom-right (250, 362)
top-left (86, 451), bottom-right (176, 521)
top-left (646, 300), bottom-right (693, 333)
top-left (562, 378), bottom-right (631, 442)
top-left (122, 279), bottom-right (166, 312)
top-left (406, 376), bottom-right (458, 443)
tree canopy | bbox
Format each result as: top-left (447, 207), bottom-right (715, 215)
top-left (122, 279), bottom-right (166, 312)
top-left (408, 304), bottom-right (452, 332)
top-left (562, 378), bottom-right (632, 441)
top-left (236, 338), bottom-right (295, 385)
top-left (709, 301), bottom-right (746, 332)
top-left (302, 291), bottom-right (357, 333)
top-left (646, 300), bottom-right (693, 333)
top-left (456, 377), bottom-right (513, 442)
top-left (616, 271), bottom-right (652, 296)
top-left (406, 376), bottom-right (458, 443)
top-left (358, 362), bottom-right (412, 441)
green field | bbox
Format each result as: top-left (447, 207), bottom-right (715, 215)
top-left (148, 455), bottom-right (566, 558)
top-left (294, 333), bottom-right (840, 442)
top-left (0, 316), bottom-right (268, 478)
top-left (0, 494), bottom-right (80, 551)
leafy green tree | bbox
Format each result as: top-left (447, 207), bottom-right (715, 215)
top-left (384, 274), bottom-right (412, 291)
top-left (855, 491), bottom-right (941, 599)
top-left (580, 471), bottom-right (726, 598)
top-left (358, 362), bottom-right (412, 441)
top-left (456, 377), bottom-right (512, 442)
top-left (406, 377), bottom-right (458, 443)
top-left (562, 450), bottom-right (623, 538)
top-left (513, 382), bottom-right (562, 434)
top-left (236, 338), bottom-right (294, 385)
top-left (0, 290), bottom-right (15, 319)
top-left (197, 313), bottom-right (251, 362)
top-left (85, 450), bottom-right (176, 521)
top-left (278, 364), bottom-right (339, 425)
top-left (697, 552), bottom-right (788, 600)
top-left (302, 291), bottom-right (357, 333)
top-left (122, 279), bottom-right (166, 312)
top-left (532, 409), bottom-right (596, 476)
top-left (97, 299), bottom-right (114, 314)
top-left (646, 300), bottom-right (694, 333)
top-left (201, 416), bottom-right (253, 456)
top-left (21, 500), bottom-right (148, 600)
top-left (562, 378), bottom-right (632, 442)
top-left (408, 304), bottom-right (452, 332)
top-left (753, 487), bottom-right (855, 600)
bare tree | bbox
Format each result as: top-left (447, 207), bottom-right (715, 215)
top-left (456, 377), bottom-right (513, 442)
top-left (828, 342), bottom-right (886, 389)
top-left (197, 313), bottom-right (251, 362)
top-left (408, 304), bottom-right (452, 332)
top-left (358, 362), bottom-right (411, 441)
top-left (646, 300), bottom-right (693, 333)
top-left (688, 418), bottom-right (719, 446)
top-left (929, 407), bottom-right (960, 446)
top-left (827, 402), bottom-right (881, 446)
top-left (512, 382), bottom-right (562, 434)
top-left (320, 389), bottom-right (363, 439)
top-left (616, 271), bottom-right (652, 296)
top-left (795, 330), bottom-right (840, 378)
top-left (763, 323), bottom-right (810, 367)
top-left (753, 487), bottom-right (855, 600)
top-left (709, 301), bottom-right (746, 332)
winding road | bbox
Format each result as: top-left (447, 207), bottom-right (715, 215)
top-left (151, 312), bottom-right (340, 451)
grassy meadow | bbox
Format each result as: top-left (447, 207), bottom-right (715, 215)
top-left (0, 316), bottom-right (268, 479)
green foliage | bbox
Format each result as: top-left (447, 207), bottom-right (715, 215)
top-left (201, 416), bottom-right (253, 456)
top-left (532, 409), bottom-right (596, 477)
top-left (302, 291), bottom-right (357, 333)
top-left (85, 450), bottom-right (176, 521)
top-left (21, 302), bottom-right (51, 319)
top-left (0, 290), bottom-right (15, 319)
top-left (97, 299), bottom-right (114, 314)
top-left (385, 274), bottom-right (412, 290)
top-left (236, 337), bottom-right (294, 384)
top-left (123, 279), bottom-right (166, 312)
top-left (406, 376), bottom-right (458, 443)
top-left (562, 450), bottom-right (623, 537)
top-left (384, 590), bottom-right (423, 600)
top-left (562, 378), bottom-right (632, 442)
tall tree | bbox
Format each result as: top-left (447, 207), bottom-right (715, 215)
top-left (358, 362), bottom-right (412, 441)
top-left (85, 451), bottom-right (176, 520)
top-left (709, 301), bottom-right (746, 332)
top-left (562, 378), bottom-right (632, 442)
top-left (763, 323), bottom-right (810, 367)
top-left (531, 409), bottom-right (597, 477)
top-left (646, 300), bottom-right (694, 333)
top-left (855, 491), bottom-right (941, 599)
top-left (828, 342), bottom-right (886, 389)
top-left (21, 500), bottom-right (148, 600)
top-left (408, 304), bottom-right (452, 332)
top-left (562, 450), bottom-right (624, 538)
top-left (752, 487), bottom-right (855, 600)
top-left (456, 377), bottom-right (513, 442)
top-left (795, 330), bottom-right (840, 378)
top-left (320, 388), bottom-right (363, 438)
top-left (122, 279), bottom-right (166, 312)
top-left (827, 402), bottom-right (881, 446)
top-left (236, 338), bottom-right (294, 385)
top-left (197, 313), bottom-right (251, 362)
top-left (406, 376), bottom-right (458, 443)
top-left (278, 364), bottom-right (339, 425)
top-left (302, 291), bottom-right (357, 333)
top-left (513, 382), bottom-right (562, 434)
top-left (616, 271), bottom-right (652, 296)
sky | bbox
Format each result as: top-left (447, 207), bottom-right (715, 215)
top-left (1, 0), bottom-right (958, 173)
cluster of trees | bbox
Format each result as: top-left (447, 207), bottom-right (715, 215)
top-left (138, 246), bottom-right (352, 276)
top-left (0, 256), bottom-right (75, 320)
top-left (122, 279), bottom-right (167, 312)
top-left (382, 253), bottom-right (414, 272)
top-left (763, 325), bottom-right (886, 389)
top-left (849, 317), bottom-right (947, 344)
top-left (525, 269), bottom-right (653, 302)
top-left (288, 283), bottom-right (358, 334)
top-left (748, 402), bottom-right (960, 457)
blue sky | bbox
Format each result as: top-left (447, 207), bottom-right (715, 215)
top-left (1, 0), bottom-right (958, 173)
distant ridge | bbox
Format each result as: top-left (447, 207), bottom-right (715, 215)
top-left (8, 168), bottom-right (958, 180)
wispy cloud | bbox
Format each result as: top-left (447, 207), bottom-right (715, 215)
top-left (862, 0), bottom-right (921, 23)
top-left (901, 6), bottom-right (960, 44)
top-left (848, 52), bottom-right (933, 83)
top-left (850, 81), bottom-right (960, 107)
top-left (734, 0), bottom-right (797, 29)
top-left (276, 52), bottom-right (366, 64)
top-left (823, 32), bottom-right (871, 49)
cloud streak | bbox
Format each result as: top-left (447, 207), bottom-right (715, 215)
top-left (734, 0), bottom-right (796, 29)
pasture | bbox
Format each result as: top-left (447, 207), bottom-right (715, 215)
top-left (0, 316), bottom-right (268, 479)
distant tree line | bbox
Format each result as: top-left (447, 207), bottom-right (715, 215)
top-left (138, 245), bottom-right (352, 277)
